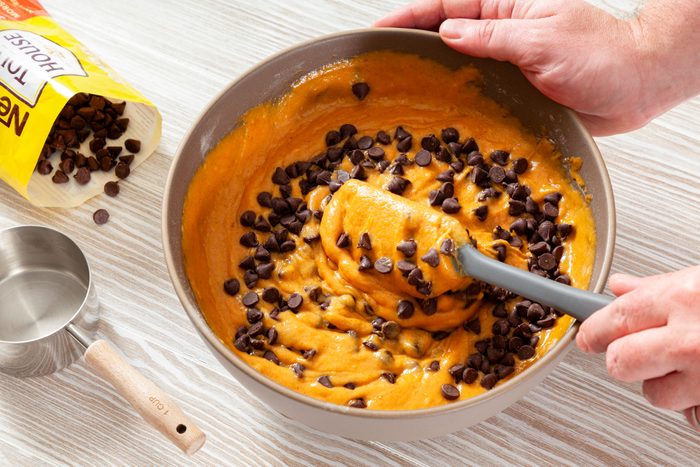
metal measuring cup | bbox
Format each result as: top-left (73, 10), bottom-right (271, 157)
top-left (0, 225), bottom-right (206, 455)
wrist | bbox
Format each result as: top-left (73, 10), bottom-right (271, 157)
top-left (631, 0), bottom-right (700, 119)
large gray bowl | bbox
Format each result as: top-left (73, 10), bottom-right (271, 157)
top-left (162, 29), bottom-right (615, 441)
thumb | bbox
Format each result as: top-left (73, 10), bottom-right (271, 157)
top-left (439, 18), bottom-right (528, 65)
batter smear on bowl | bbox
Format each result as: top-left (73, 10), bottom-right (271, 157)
top-left (182, 51), bottom-right (596, 410)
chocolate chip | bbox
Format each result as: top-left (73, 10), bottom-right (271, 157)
top-left (363, 340), bottom-right (379, 351)
top-left (348, 398), bottom-right (366, 408)
top-left (436, 148), bottom-right (453, 163)
top-left (492, 303), bottom-right (507, 318)
top-left (357, 135), bottom-right (374, 150)
top-left (414, 149), bottom-right (432, 166)
top-left (374, 257), bottom-right (393, 274)
top-left (463, 318), bottom-right (481, 334)
top-left (427, 360), bottom-right (440, 372)
top-left (325, 130), bottom-right (342, 146)
top-left (376, 130), bottom-right (391, 145)
top-left (396, 300), bottom-right (414, 319)
top-left (387, 176), bottom-right (411, 195)
top-left (490, 150), bottom-right (510, 166)
top-left (262, 350), bottom-right (281, 365)
top-left (351, 82), bottom-right (370, 100)
top-left (340, 123), bottom-right (357, 138)
top-left (471, 166), bottom-right (490, 186)
top-left (239, 231), bottom-right (258, 248)
top-left (441, 384), bottom-right (460, 400)
top-left (474, 205), bottom-right (488, 221)
top-left (436, 170), bottom-right (454, 183)
top-left (234, 334), bottom-right (250, 352)
top-left (462, 367), bottom-right (478, 384)
top-left (262, 287), bottom-right (280, 303)
top-left (441, 197), bottom-right (461, 214)
top-left (381, 372), bottom-right (397, 384)
top-left (336, 232), bottom-right (351, 248)
top-left (381, 320), bottom-right (401, 339)
top-left (350, 164), bottom-right (367, 180)
top-left (122, 138), bottom-right (140, 153)
top-left (421, 248), bottom-right (439, 267)
top-left (440, 239), bottom-right (455, 255)
top-left (439, 182), bottom-right (455, 198)
top-left (480, 373), bottom-right (498, 389)
top-left (112, 161), bottom-right (129, 180)
top-left (73, 167), bottom-right (90, 185)
top-left (517, 345), bottom-right (536, 360)
top-left (466, 151), bottom-right (483, 166)
top-left (406, 267), bottom-right (424, 286)
top-left (558, 223), bottom-right (573, 238)
top-left (544, 192), bottom-right (562, 206)
top-left (287, 293), bottom-right (303, 310)
top-left (397, 259), bottom-right (417, 275)
top-left (302, 349), bottom-right (317, 360)
top-left (492, 319), bottom-right (510, 336)
top-left (318, 375), bottom-right (333, 388)
top-left (246, 307), bottom-right (263, 324)
top-left (242, 291), bottom-right (259, 307)
top-left (291, 363), bottom-right (305, 378)
top-left (279, 240), bottom-right (295, 252)
top-left (357, 232), bottom-right (372, 250)
top-left (527, 303), bottom-right (545, 321)
top-left (538, 252), bottom-right (557, 270)
top-left (359, 255), bottom-right (372, 271)
top-left (529, 241), bottom-right (550, 256)
top-left (441, 127), bottom-right (459, 144)
top-left (489, 166), bottom-right (506, 184)
top-left (420, 297), bottom-right (438, 315)
top-left (511, 157), bottom-right (528, 174)
top-left (224, 279), bottom-right (240, 296)
top-left (543, 202), bottom-right (559, 219)
top-left (93, 208), bottom-right (109, 225)
top-left (555, 274), bottom-right (571, 285)
top-left (397, 239), bottom-right (417, 257)
top-left (103, 180), bottom-right (119, 197)
top-left (538, 315), bottom-right (556, 328)
top-left (508, 200), bottom-right (526, 217)
top-left (456, 135), bottom-right (476, 153)
top-left (429, 189), bottom-right (445, 206)
top-left (450, 159), bottom-right (465, 172)
top-left (272, 167), bottom-right (290, 185)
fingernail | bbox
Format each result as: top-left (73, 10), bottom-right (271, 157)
top-left (440, 20), bottom-right (462, 40)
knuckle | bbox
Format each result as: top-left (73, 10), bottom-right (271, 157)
top-left (606, 341), bottom-right (629, 381)
top-left (477, 21), bottom-right (498, 48)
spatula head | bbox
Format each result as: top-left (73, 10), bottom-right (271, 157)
top-left (319, 179), bottom-right (473, 299)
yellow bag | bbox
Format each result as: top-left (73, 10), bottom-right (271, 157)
top-left (0, 0), bottom-right (161, 207)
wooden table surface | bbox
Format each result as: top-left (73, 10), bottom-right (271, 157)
top-left (1, 0), bottom-right (698, 465)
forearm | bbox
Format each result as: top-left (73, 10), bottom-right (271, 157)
top-left (632, 0), bottom-right (700, 120)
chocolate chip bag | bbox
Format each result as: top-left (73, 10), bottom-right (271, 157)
top-left (0, 0), bottom-right (161, 207)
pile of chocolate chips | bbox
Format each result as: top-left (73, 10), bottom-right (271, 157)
top-left (36, 93), bottom-right (141, 186)
top-left (224, 81), bottom-right (576, 406)
top-left (35, 93), bottom-right (143, 223)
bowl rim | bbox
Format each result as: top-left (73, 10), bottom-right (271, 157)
top-left (162, 27), bottom-right (616, 419)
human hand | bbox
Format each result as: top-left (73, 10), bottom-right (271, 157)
top-left (576, 267), bottom-right (700, 431)
top-left (375, 0), bottom-right (700, 136)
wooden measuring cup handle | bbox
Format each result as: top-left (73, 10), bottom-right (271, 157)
top-left (84, 340), bottom-right (206, 455)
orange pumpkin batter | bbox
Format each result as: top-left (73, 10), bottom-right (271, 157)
top-left (182, 51), bottom-right (596, 410)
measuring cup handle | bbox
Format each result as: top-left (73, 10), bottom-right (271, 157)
top-left (83, 340), bottom-right (206, 455)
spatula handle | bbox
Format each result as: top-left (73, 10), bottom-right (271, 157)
top-left (458, 246), bottom-right (612, 321)
top-left (84, 340), bottom-right (206, 455)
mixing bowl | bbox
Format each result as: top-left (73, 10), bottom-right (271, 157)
top-left (162, 28), bottom-right (615, 441)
